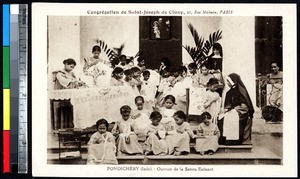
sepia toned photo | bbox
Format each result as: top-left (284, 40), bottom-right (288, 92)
top-left (32, 3), bottom-right (297, 177)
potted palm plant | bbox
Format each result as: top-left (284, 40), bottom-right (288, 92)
top-left (183, 23), bottom-right (222, 68)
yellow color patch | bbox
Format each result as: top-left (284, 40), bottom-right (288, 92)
top-left (3, 89), bottom-right (10, 130)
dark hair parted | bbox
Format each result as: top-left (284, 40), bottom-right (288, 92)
top-left (200, 112), bottom-right (212, 120)
top-left (112, 67), bottom-right (123, 76)
top-left (96, 118), bottom-right (109, 129)
top-left (135, 96), bottom-right (144, 103)
top-left (131, 66), bottom-right (141, 73)
top-left (124, 69), bottom-right (133, 76)
top-left (120, 105), bottom-right (131, 114)
top-left (150, 111), bottom-right (162, 120)
top-left (174, 110), bottom-right (186, 120)
top-left (92, 45), bottom-right (101, 53)
top-left (63, 58), bottom-right (77, 66)
top-left (142, 70), bottom-right (150, 76)
top-left (164, 95), bottom-right (176, 104)
top-left (207, 77), bottom-right (219, 86)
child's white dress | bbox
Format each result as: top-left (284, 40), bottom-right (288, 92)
top-left (194, 122), bottom-right (220, 155)
top-left (87, 131), bottom-right (118, 165)
top-left (112, 119), bottom-right (144, 156)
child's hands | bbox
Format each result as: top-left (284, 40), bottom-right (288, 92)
top-left (176, 129), bottom-right (184, 134)
top-left (131, 113), bottom-right (141, 119)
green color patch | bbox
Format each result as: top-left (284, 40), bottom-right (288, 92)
top-left (3, 47), bottom-right (10, 88)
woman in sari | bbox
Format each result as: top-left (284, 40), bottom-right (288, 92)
top-left (219, 73), bottom-right (254, 145)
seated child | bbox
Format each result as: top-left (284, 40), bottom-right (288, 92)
top-left (87, 119), bottom-right (118, 165)
top-left (131, 96), bottom-right (152, 141)
top-left (198, 78), bottom-right (221, 124)
top-left (137, 57), bottom-right (146, 72)
top-left (194, 112), bottom-right (220, 155)
top-left (159, 95), bottom-right (177, 132)
top-left (188, 62), bottom-right (200, 87)
top-left (156, 70), bottom-right (173, 108)
top-left (123, 69), bottom-right (135, 87)
top-left (140, 70), bottom-right (157, 109)
top-left (116, 54), bottom-right (131, 70)
top-left (83, 45), bottom-right (101, 73)
top-left (111, 105), bottom-right (143, 156)
top-left (170, 66), bottom-right (192, 111)
top-left (110, 67), bottom-right (124, 86)
top-left (144, 111), bottom-right (168, 155)
top-left (165, 111), bottom-right (196, 155)
top-left (131, 67), bottom-right (143, 92)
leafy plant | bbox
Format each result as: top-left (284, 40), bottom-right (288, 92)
top-left (183, 23), bottom-right (222, 68)
top-left (95, 39), bottom-right (119, 61)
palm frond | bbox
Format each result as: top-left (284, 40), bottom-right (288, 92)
top-left (202, 30), bottom-right (222, 55)
top-left (182, 24), bottom-right (222, 68)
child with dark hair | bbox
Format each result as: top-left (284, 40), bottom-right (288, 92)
top-left (141, 70), bottom-right (157, 110)
top-left (159, 57), bottom-right (171, 75)
top-left (87, 118), bottom-right (118, 165)
top-left (188, 62), bottom-right (200, 87)
top-left (137, 57), bottom-right (146, 72)
top-left (110, 67), bottom-right (124, 86)
top-left (83, 45), bottom-right (113, 87)
top-left (131, 96), bottom-right (152, 141)
top-left (198, 63), bottom-right (214, 88)
top-left (170, 66), bottom-right (192, 112)
top-left (131, 67), bottom-right (143, 91)
top-left (144, 111), bottom-right (168, 155)
top-left (123, 69), bottom-right (135, 87)
top-left (156, 70), bottom-right (173, 108)
top-left (116, 54), bottom-right (133, 70)
top-left (83, 45), bottom-right (101, 73)
top-left (194, 112), bottom-right (220, 155)
top-left (111, 105), bottom-right (143, 156)
top-left (198, 78), bottom-right (221, 124)
top-left (159, 95), bottom-right (177, 132)
top-left (165, 110), bottom-right (195, 155)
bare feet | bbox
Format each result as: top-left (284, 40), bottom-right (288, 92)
top-left (174, 151), bottom-right (181, 156)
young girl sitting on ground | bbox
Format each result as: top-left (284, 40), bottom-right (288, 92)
top-left (131, 96), bottom-right (152, 141)
top-left (111, 105), bottom-right (143, 156)
top-left (165, 111), bottom-right (196, 156)
top-left (194, 112), bottom-right (220, 155)
top-left (87, 118), bottom-right (118, 165)
top-left (144, 111), bottom-right (168, 156)
top-left (159, 95), bottom-right (177, 132)
top-left (198, 78), bottom-right (221, 124)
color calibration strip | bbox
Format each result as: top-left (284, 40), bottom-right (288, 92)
top-left (3, 4), bottom-right (11, 173)
top-left (3, 4), bottom-right (28, 173)
top-left (10, 4), bottom-right (20, 173)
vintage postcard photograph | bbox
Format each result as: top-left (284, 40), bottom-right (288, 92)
top-left (32, 3), bottom-right (297, 177)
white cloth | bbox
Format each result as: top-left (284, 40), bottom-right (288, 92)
top-left (223, 109), bottom-right (239, 140)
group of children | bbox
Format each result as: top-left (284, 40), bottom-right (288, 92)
top-left (87, 95), bottom-right (220, 165)
top-left (83, 44), bottom-right (225, 164)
